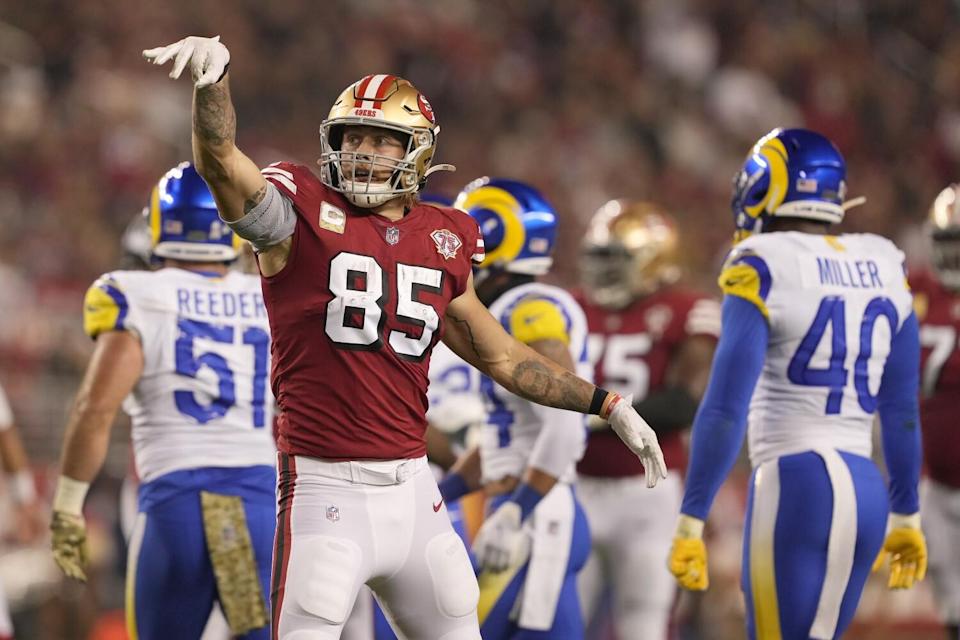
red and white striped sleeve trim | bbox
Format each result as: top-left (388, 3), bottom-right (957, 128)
top-left (471, 231), bottom-right (485, 264)
top-left (261, 163), bottom-right (297, 198)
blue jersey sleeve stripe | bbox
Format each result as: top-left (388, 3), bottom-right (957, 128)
top-left (101, 283), bottom-right (129, 330)
top-left (734, 254), bottom-right (772, 301)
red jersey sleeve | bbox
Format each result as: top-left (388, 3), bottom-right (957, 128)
top-left (260, 161), bottom-right (325, 214)
top-left (428, 205), bottom-right (484, 298)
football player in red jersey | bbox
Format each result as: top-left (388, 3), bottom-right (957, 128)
top-left (144, 36), bottom-right (667, 640)
top-left (574, 200), bottom-right (720, 640)
top-left (913, 185), bottom-right (960, 640)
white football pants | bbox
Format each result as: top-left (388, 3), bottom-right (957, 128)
top-left (272, 455), bottom-right (480, 640)
top-left (577, 473), bottom-right (681, 640)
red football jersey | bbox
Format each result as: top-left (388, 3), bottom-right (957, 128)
top-left (910, 270), bottom-right (960, 488)
top-left (575, 287), bottom-right (720, 477)
top-left (260, 162), bottom-right (483, 460)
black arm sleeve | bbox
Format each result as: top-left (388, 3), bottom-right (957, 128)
top-left (632, 386), bottom-right (699, 435)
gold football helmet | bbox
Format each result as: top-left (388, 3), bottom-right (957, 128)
top-left (929, 184), bottom-right (960, 290)
top-left (579, 199), bottom-right (680, 309)
top-left (318, 74), bottom-right (452, 208)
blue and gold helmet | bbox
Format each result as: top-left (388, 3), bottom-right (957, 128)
top-left (731, 128), bottom-right (850, 243)
top-left (453, 177), bottom-right (557, 276)
top-left (148, 162), bottom-right (238, 262)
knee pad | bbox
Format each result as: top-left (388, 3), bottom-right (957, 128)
top-left (426, 531), bottom-right (480, 619)
top-left (288, 535), bottom-right (363, 625)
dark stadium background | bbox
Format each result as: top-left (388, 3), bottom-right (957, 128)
top-left (0, 1), bottom-right (952, 637)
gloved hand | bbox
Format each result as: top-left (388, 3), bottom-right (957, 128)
top-left (472, 502), bottom-right (530, 573)
top-left (872, 512), bottom-right (927, 590)
top-left (143, 35), bottom-right (231, 88)
top-left (668, 514), bottom-right (708, 590)
top-left (51, 511), bottom-right (88, 582)
top-left (427, 392), bottom-right (486, 434)
top-left (607, 395), bottom-right (668, 488)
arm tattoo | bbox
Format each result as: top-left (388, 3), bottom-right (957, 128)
top-left (193, 82), bottom-right (236, 147)
top-left (244, 185), bottom-right (267, 214)
top-left (511, 358), bottom-right (594, 413)
top-left (448, 312), bottom-right (483, 361)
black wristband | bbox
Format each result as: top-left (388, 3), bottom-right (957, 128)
top-left (589, 387), bottom-right (608, 416)
top-left (216, 62), bottom-right (230, 84)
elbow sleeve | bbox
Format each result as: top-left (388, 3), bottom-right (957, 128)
top-left (224, 182), bottom-right (296, 252)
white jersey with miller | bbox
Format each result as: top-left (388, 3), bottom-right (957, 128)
top-left (83, 268), bottom-right (276, 482)
top-left (480, 282), bottom-right (591, 484)
top-left (731, 232), bottom-right (914, 467)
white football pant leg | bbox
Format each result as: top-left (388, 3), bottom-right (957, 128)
top-left (577, 474), bottom-right (681, 640)
top-left (340, 587), bottom-right (374, 640)
top-left (371, 466), bottom-right (480, 640)
top-left (922, 478), bottom-right (960, 625)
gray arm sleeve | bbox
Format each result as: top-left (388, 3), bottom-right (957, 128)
top-left (223, 181), bottom-right (297, 252)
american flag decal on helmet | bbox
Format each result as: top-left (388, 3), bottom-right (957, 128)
top-left (353, 74), bottom-right (397, 109)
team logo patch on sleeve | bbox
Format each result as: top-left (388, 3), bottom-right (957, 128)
top-left (319, 202), bottom-right (346, 234)
top-left (430, 229), bottom-right (462, 260)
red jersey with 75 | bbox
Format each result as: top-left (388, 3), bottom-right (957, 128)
top-left (261, 162), bottom-right (484, 461)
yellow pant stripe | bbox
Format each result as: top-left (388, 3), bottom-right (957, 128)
top-left (750, 463), bottom-right (782, 640)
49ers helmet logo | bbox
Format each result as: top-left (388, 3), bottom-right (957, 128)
top-left (417, 94), bottom-right (436, 124)
top-left (430, 229), bottom-right (462, 260)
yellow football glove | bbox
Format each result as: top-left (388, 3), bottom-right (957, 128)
top-left (871, 512), bottom-right (927, 590)
top-left (669, 514), bottom-right (708, 591)
top-left (51, 510), bottom-right (88, 582)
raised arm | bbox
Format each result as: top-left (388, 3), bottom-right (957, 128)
top-left (443, 273), bottom-right (666, 486)
top-left (143, 36), bottom-right (266, 221)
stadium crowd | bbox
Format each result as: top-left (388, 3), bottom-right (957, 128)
top-left (0, 0), bottom-right (956, 638)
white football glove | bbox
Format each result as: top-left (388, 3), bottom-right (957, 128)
top-left (143, 35), bottom-right (231, 88)
top-left (607, 395), bottom-right (668, 488)
top-left (472, 502), bottom-right (531, 573)
top-left (427, 392), bottom-right (487, 434)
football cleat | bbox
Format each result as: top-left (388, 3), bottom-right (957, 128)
top-left (148, 161), bottom-right (239, 263)
top-left (318, 75), bottom-right (452, 208)
top-left (454, 177), bottom-right (557, 279)
top-left (579, 199), bottom-right (680, 309)
top-left (929, 183), bottom-right (960, 290)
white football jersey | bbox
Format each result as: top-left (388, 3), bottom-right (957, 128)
top-left (720, 232), bottom-right (914, 466)
top-left (480, 282), bottom-right (591, 484)
top-left (83, 268), bottom-right (275, 482)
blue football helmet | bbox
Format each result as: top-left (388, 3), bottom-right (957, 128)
top-left (148, 162), bottom-right (239, 262)
top-left (453, 177), bottom-right (557, 277)
top-left (731, 128), bottom-right (850, 243)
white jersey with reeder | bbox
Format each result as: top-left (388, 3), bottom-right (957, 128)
top-left (83, 267), bottom-right (275, 482)
top-left (720, 232), bottom-right (914, 467)
top-left (480, 282), bottom-right (591, 484)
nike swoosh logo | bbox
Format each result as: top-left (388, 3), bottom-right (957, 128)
top-left (523, 314), bottom-right (544, 325)
top-left (433, 498), bottom-right (444, 512)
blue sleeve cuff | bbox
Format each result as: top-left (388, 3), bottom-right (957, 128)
top-left (438, 473), bottom-right (470, 503)
top-left (681, 295), bottom-right (768, 520)
top-left (510, 483), bottom-right (544, 521)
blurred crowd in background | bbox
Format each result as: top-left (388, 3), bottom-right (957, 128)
top-left (0, 0), bottom-right (956, 637)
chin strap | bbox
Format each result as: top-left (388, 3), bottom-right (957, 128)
top-left (842, 195), bottom-right (867, 211)
top-left (424, 163), bottom-right (456, 178)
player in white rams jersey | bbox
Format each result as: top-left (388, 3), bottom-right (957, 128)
top-left (435, 178), bottom-right (595, 638)
top-left (50, 163), bottom-right (276, 640)
top-left (668, 128), bottom-right (927, 640)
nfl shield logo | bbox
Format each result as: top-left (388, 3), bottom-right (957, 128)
top-left (430, 228), bottom-right (463, 260)
top-left (326, 505), bottom-right (340, 523)
top-left (385, 226), bottom-right (400, 245)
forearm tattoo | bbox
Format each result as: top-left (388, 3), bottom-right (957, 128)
top-left (511, 359), bottom-right (594, 413)
top-left (193, 81), bottom-right (236, 147)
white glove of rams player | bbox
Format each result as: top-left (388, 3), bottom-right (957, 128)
top-left (143, 35), bottom-right (230, 88)
top-left (472, 502), bottom-right (531, 573)
top-left (607, 395), bottom-right (668, 488)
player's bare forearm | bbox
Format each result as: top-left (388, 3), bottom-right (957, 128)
top-left (449, 446), bottom-right (483, 492)
top-left (425, 424), bottom-right (458, 471)
top-left (444, 289), bottom-right (597, 414)
top-left (666, 335), bottom-right (717, 401)
top-left (191, 74), bottom-right (267, 222)
top-left (59, 332), bottom-right (143, 482)
top-left (0, 427), bottom-right (30, 474)
top-left (523, 467), bottom-right (559, 496)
